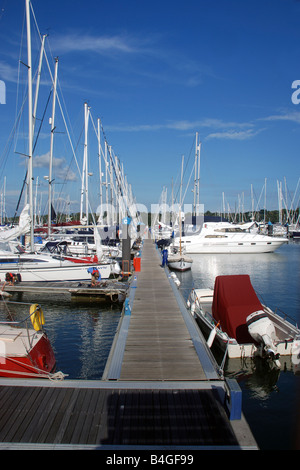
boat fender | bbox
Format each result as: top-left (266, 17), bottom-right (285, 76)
top-left (30, 304), bottom-right (45, 331)
top-left (292, 339), bottom-right (300, 364)
top-left (207, 322), bottom-right (220, 348)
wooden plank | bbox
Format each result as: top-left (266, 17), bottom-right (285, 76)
top-left (95, 389), bottom-right (113, 444)
top-left (85, 387), bottom-right (110, 445)
top-left (62, 388), bottom-right (88, 444)
top-left (77, 388), bottom-right (101, 445)
top-left (5, 387), bottom-right (43, 442)
top-left (3, 280), bottom-right (127, 304)
top-left (38, 388), bottom-right (70, 443)
top-left (0, 387), bottom-right (31, 440)
top-left (0, 384), bottom-right (243, 447)
top-left (46, 388), bottom-right (78, 444)
top-left (158, 391), bottom-right (172, 443)
top-left (69, 388), bottom-right (95, 444)
top-left (104, 389), bottom-right (119, 444)
top-left (25, 387), bottom-right (58, 443)
top-left (119, 239), bottom-right (208, 381)
top-left (118, 389), bottom-right (134, 445)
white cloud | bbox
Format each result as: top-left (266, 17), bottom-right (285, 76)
top-left (30, 151), bottom-right (77, 182)
top-left (50, 31), bottom-right (214, 90)
top-left (205, 128), bottom-right (262, 140)
top-left (261, 111), bottom-right (300, 124)
top-left (51, 33), bottom-right (139, 55)
top-left (0, 61), bottom-right (17, 83)
top-left (33, 152), bottom-right (64, 169)
top-left (106, 118), bottom-right (256, 134)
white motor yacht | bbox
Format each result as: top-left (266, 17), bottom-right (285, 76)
top-left (175, 222), bottom-right (287, 254)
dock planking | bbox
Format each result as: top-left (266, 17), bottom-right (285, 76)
top-left (106, 238), bottom-right (217, 382)
top-left (0, 382), bottom-right (242, 448)
top-left (2, 279), bottom-right (127, 303)
top-left (0, 238), bottom-right (258, 449)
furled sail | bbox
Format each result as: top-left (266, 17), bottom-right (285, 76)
top-left (0, 204), bottom-right (31, 242)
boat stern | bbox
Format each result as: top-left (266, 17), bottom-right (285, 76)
top-left (30, 333), bottom-right (56, 374)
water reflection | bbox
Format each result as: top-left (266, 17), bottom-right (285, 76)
top-left (49, 305), bottom-right (121, 380)
top-left (225, 356), bottom-right (299, 399)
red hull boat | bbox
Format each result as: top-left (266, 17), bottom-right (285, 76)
top-left (0, 304), bottom-right (57, 379)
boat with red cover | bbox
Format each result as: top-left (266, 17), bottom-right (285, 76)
top-left (188, 274), bottom-right (300, 368)
top-left (0, 303), bottom-right (61, 379)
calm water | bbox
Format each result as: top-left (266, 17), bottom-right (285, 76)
top-left (1, 240), bottom-right (299, 449)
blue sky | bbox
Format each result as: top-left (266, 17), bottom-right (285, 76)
top-left (0, 0), bottom-right (300, 218)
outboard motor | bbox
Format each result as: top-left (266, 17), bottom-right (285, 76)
top-left (246, 310), bottom-right (281, 368)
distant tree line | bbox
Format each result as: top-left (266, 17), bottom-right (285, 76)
top-left (6, 206), bottom-right (300, 227)
top-left (205, 208), bottom-right (300, 225)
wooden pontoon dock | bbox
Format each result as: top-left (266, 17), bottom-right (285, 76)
top-left (0, 238), bottom-right (258, 450)
top-left (2, 280), bottom-right (127, 304)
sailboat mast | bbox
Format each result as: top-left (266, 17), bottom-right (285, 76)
top-left (197, 140), bottom-right (201, 207)
top-left (193, 132), bottom-right (201, 220)
top-left (264, 177), bottom-right (267, 224)
top-left (80, 102), bottom-right (89, 224)
top-left (25, 0), bottom-right (34, 251)
top-left (33, 33), bottom-right (46, 135)
top-left (193, 132), bottom-right (198, 216)
top-left (48, 57), bottom-right (58, 238)
top-left (179, 155), bottom-right (184, 255)
top-left (85, 104), bottom-right (90, 225)
top-left (97, 118), bottom-right (103, 213)
top-left (104, 141), bottom-right (109, 226)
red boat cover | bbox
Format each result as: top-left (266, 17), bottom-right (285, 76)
top-left (212, 275), bottom-right (263, 343)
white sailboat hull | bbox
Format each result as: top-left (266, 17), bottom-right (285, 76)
top-left (168, 256), bottom-right (193, 272)
top-left (0, 253), bottom-right (120, 282)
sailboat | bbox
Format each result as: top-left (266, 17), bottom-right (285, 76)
top-left (0, 2), bottom-right (121, 282)
top-left (0, 248), bottom-right (120, 282)
top-left (167, 249), bottom-right (193, 272)
top-left (168, 156), bottom-right (193, 272)
top-left (0, 302), bottom-right (58, 378)
top-left (0, 221), bottom-right (120, 282)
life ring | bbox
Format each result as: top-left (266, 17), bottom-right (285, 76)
top-left (30, 304), bottom-right (45, 331)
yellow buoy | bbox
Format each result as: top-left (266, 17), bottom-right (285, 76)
top-left (30, 304), bottom-right (45, 331)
